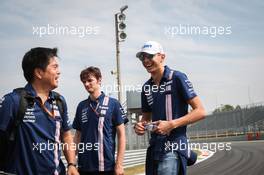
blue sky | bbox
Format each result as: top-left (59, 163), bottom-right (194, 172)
top-left (0, 0), bottom-right (263, 119)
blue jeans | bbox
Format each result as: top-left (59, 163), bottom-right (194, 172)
top-left (157, 151), bottom-right (179, 175)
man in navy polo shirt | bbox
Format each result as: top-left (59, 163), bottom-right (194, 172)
top-left (134, 41), bottom-right (206, 175)
top-left (0, 47), bottom-right (79, 175)
top-left (73, 66), bottom-right (126, 175)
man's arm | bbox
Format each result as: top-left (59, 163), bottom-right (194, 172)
top-left (173, 96), bottom-right (206, 126)
top-left (115, 123), bottom-right (126, 175)
top-left (62, 130), bottom-right (79, 175)
top-left (74, 130), bottom-right (81, 153)
top-left (154, 96), bottom-right (206, 135)
top-left (134, 112), bottom-right (151, 135)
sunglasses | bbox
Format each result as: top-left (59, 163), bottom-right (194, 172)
top-left (138, 53), bottom-right (155, 61)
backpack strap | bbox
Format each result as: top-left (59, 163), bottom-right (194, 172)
top-left (9, 90), bottom-right (64, 140)
top-left (9, 88), bottom-right (35, 141)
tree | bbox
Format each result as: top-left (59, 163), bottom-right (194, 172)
top-left (213, 104), bottom-right (235, 114)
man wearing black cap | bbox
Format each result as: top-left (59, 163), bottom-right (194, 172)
top-left (134, 41), bottom-right (206, 175)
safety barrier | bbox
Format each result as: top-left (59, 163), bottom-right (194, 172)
top-left (62, 149), bottom-right (147, 169)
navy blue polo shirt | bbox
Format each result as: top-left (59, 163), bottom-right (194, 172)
top-left (141, 66), bottom-right (197, 148)
top-left (72, 92), bottom-right (126, 172)
top-left (0, 84), bottom-right (71, 175)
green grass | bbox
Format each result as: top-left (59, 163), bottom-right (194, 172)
top-left (124, 164), bottom-right (145, 175)
top-left (193, 149), bottom-right (202, 156)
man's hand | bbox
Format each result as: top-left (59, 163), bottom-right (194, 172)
top-left (134, 121), bottom-right (146, 135)
top-left (114, 163), bottom-right (124, 175)
top-left (67, 165), bottom-right (79, 175)
top-left (153, 120), bottom-right (174, 135)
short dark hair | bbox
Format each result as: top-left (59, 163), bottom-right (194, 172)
top-left (22, 47), bottom-right (58, 83)
top-left (80, 66), bottom-right (102, 82)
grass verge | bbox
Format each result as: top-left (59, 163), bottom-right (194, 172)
top-left (124, 164), bottom-right (145, 175)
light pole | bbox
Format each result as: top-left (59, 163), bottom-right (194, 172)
top-left (114, 5), bottom-right (128, 103)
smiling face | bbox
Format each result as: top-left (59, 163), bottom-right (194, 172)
top-left (37, 56), bottom-right (60, 90)
top-left (141, 53), bottom-right (165, 74)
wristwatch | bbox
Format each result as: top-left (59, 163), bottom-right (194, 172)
top-left (67, 163), bottom-right (77, 168)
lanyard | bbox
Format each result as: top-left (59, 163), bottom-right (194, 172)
top-left (36, 97), bottom-right (56, 118)
top-left (89, 100), bottom-right (100, 117)
top-left (41, 102), bottom-right (55, 117)
top-left (88, 96), bottom-right (109, 117)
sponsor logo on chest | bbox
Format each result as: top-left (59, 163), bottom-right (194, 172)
top-left (23, 107), bottom-right (36, 123)
top-left (81, 108), bottom-right (89, 123)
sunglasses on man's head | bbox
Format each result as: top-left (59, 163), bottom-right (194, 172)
top-left (139, 53), bottom-right (155, 61)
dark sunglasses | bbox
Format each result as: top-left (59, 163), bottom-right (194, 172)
top-left (138, 53), bottom-right (155, 61)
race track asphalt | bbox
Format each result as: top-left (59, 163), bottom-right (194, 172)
top-left (187, 140), bottom-right (264, 175)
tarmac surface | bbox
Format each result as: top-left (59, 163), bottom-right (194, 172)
top-left (187, 140), bottom-right (264, 175)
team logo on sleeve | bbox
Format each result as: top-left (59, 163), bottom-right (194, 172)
top-left (120, 107), bottom-right (128, 123)
top-left (185, 79), bottom-right (193, 88)
top-left (119, 107), bottom-right (126, 116)
top-left (185, 79), bottom-right (196, 94)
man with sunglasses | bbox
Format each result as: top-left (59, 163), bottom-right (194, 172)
top-left (134, 41), bottom-right (206, 175)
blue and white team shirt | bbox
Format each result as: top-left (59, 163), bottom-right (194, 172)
top-left (0, 84), bottom-right (71, 175)
top-left (141, 65), bottom-right (197, 155)
top-left (72, 92), bottom-right (126, 172)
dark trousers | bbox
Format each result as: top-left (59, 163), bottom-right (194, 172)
top-left (146, 146), bottom-right (158, 175)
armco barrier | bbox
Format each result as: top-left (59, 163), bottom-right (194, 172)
top-left (62, 149), bottom-right (147, 169)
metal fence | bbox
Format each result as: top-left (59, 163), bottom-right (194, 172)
top-left (187, 103), bottom-right (264, 139)
top-left (125, 102), bottom-right (264, 148)
top-left (62, 149), bottom-right (146, 169)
